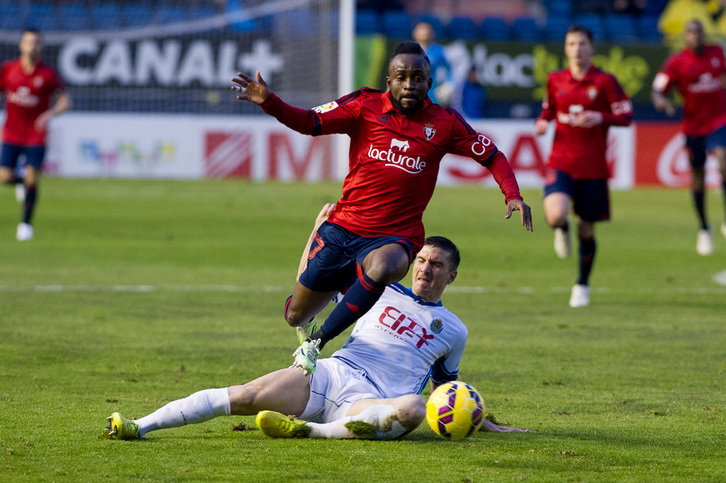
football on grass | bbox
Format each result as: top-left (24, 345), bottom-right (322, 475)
top-left (425, 381), bottom-right (484, 440)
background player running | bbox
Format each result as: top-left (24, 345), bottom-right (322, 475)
top-left (0, 28), bottom-right (71, 241)
top-left (105, 219), bottom-right (529, 441)
top-left (652, 19), bottom-right (726, 255)
top-left (232, 41), bottom-right (532, 374)
top-left (535, 25), bottom-right (633, 308)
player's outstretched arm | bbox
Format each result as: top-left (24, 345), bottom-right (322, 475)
top-left (505, 199), bottom-right (533, 232)
top-left (231, 71), bottom-right (270, 105)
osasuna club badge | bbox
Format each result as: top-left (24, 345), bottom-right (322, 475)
top-left (424, 123), bottom-right (436, 140)
top-left (430, 318), bottom-right (443, 334)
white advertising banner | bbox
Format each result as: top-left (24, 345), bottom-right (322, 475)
top-left (30, 113), bottom-right (636, 189)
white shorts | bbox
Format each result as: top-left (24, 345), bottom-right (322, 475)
top-left (300, 357), bottom-right (385, 423)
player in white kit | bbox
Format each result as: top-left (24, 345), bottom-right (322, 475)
top-left (105, 205), bottom-right (527, 440)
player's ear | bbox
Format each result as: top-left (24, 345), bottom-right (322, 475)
top-left (428, 77), bottom-right (433, 90)
top-left (446, 270), bottom-right (457, 285)
top-left (385, 76), bottom-right (391, 89)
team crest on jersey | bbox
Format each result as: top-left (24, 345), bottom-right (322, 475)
top-left (712, 57), bottom-right (721, 68)
top-left (423, 123), bottom-right (436, 140)
top-left (33, 76), bottom-right (43, 88)
top-left (587, 86), bottom-right (598, 100)
top-left (312, 101), bottom-right (338, 113)
top-left (430, 318), bottom-right (443, 334)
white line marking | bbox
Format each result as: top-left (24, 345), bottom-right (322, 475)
top-left (1, 285), bottom-right (725, 295)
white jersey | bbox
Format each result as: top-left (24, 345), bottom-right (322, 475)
top-left (329, 283), bottom-right (468, 398)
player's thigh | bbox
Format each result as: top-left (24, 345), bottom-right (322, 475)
top-left (543, 192), bottom-right (571, 226)
top-left (228, 367), bottom-right (310, 416)
top-left (0, 143), bottom-right (22, 180)
top-left (360, 243), bottom-right (411, 283)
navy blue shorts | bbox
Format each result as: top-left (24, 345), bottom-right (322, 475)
top-left (543, 169), bottom-right (610, 222)
top-left (299, 221), bottom-right (417, 293)
top-left (686, 124), bottom-right (726, 169)
top-left (1, 143), bottom-right (46, 170)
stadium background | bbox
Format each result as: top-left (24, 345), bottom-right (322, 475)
top-left (0, 0), bottom-right (722, 188)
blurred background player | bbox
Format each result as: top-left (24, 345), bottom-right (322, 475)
top-left (652, 19), bottom-right (726, 256)
top-left (0, 28), bottom-right (71, 241)
top-left (105, 224), bottom-right (529, 441)
top-left (412, 21), bottom-right (453, 106)
top-left (535, 25), bottom-right (633, 308)
top-left (232, 41), bottom-right (532, 374)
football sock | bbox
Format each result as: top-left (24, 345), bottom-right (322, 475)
top-left (306, 404), bottom-right (403, 440)
top-left (576, 238), bottom-right (596, 286)
top-left (135, 388), bottom-right (230, 437)
top-left (559, 220), bottom-right (569, 232)
top-left (23, 184), bottom-right (36, 224)
top-left (310, 272), bottom-right (386, 348)
top-left (692, 190), bottom-right (708, 230)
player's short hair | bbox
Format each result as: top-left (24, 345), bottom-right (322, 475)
top-left (566, 25), bottom-right (594, 43)
top-left (391, 41), bottom-right (431, 69)
top-left (424, 236), bottom-right (460, 271)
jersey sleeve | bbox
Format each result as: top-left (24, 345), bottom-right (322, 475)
top-left (601, 74), bottom-right (633, 127)
top-left (537, 73), bottom-right (556, 122)
top-left (261, 89), bottom-right (363, 137)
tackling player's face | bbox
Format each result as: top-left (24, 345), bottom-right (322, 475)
top-left (411, 245), bottom-right (457, 303)
top-left (386, 54), bottom-right (432, 115)
top-left (564, 32), bottom-right (593, 69)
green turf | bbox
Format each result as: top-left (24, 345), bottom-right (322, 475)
top-left (1, 178), bottom-right (724, 482)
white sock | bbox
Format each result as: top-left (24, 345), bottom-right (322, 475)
top-left (135, 388), bottom-right (231, 437)
top-left (306, 404), bottom-right (404, 440)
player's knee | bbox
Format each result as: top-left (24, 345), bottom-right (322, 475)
top-left (284, 307), bottom-right (308, 328)
top-left (227, 384), bottom-right (259, 414)
top-left (546, 212), bottom-right (568, 229)
top-left (395, 394), bottom-right (426, 430)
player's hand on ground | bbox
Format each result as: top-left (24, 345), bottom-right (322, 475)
top-left (231, 71), bottom-right (270, 105)
top-left (505, 199), bottom-right (533, 232)
top-left (480, 419), bottom-right (534, 433)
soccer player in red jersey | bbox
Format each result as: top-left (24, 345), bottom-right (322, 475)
top-left (0, 28), bottom-right (71, 241)
top-left (535, 25), bottom-right (633, 308)
top-left (652, 20), bottom-right (726, 256)
top-left (232, 41), bottom-right (533, 374)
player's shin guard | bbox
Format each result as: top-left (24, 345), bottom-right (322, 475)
top-left (310, 272), bottom-right (386, 348)
top-left (576, 238), bottom-right (596, 286)
top-left (134, 388), bottom-right (231, 437)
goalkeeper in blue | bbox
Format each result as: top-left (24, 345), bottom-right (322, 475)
top-left (105, 206), bottom-right (528, 440)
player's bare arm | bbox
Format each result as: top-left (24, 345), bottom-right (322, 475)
top-left (505, 199), bottom-right (533, 232)
top-left (34, 92), bottom-right (72, 131)
top-left (231, 71), bottom-right (270, 105)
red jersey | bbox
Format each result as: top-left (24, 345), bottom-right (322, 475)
top-left (652, 44), bottom-right (726, 137)
top-left (261, 88), bottom-right (522, 245)
top-left (538, 65), bottom-right (633, 179)
top-left (0, 59), bottom-right (64, 146)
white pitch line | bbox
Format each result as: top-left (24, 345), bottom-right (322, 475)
top-left (0, 285), bottom-right (725, 295)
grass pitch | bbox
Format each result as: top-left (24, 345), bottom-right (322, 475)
top-left (1, 178), bottom-right (725, 482)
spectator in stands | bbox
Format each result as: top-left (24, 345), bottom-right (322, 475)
top-left (412, 21), bottom-right (453, 106)
top-left (612, 0), bottom-right (648, 16)
top-left (659, 0), bottom-right (715, 46)
top-left (458, 66), bottom-right (486, 119)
